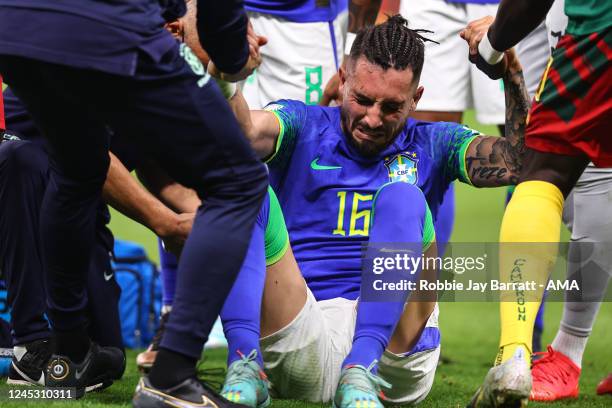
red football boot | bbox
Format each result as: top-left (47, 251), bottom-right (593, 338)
top-left (530, 346), bottom-right (580, 401)
top-left (596, 373), bottom-right (612, 395)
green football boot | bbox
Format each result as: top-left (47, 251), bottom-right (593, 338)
top-left (221, 350), bottom-right (270, 408)
top-left (333, 361), bottom-right (391, 408)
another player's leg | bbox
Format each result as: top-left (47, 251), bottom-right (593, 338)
top-left (0, 139), bottom-right (52, 386)
top-left (530, 168), bottom-right (612, 401)
top-left (471, 25), bottom-right (611, 406)
top-left (514, 5), bottom-right (567, 354)
top-left (0, 60), bottom-right (125, 397)
top-left (468, 150), bottom-right (588, 408)
top-left (219, 188), bottom-right (283, 408)
top-left (85, 46), bottom-right (268, 407)
top-left (335, 182), bottom-right (436, 408)
top-left (84, 229), bottom-right (127, 388)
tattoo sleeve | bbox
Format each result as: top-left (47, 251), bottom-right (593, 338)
top-left (348, 0), bottom-right (383, 33)
top-left (465, 62), bottom-right (530, 187)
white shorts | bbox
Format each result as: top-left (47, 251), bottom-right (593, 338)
top-left (242, 12), bottom-right (346, 108)
top-left (399, 0), bottom-right (504, 124)
top-left (260, 288), bottom-right (440, 404)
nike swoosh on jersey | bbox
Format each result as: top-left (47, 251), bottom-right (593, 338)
top-left (104, 271), bottom-right (114, 281)
top-left (311, 157), bottom-right (341, 170)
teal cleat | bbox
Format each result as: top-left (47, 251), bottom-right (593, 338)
top-left (333, 361), bottom-right (391, 408)
top-left (221, 350), bottom-right (270, 408)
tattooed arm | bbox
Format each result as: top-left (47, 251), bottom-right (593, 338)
top-left (465, 50), bottom-right (529, 187)
top-left (461, 19), bottom-right (530, 187)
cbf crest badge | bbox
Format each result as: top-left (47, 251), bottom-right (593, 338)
top-left (384, 152), bottom-right (418, 184)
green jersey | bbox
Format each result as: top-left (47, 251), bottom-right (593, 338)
top-left (565, 0), bottom-right (612, 36)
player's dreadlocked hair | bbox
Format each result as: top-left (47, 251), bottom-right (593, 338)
top-left (349, 15), bottom-right (437, 78)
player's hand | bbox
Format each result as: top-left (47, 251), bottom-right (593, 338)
top-left (246, 20), bottom-right (267, 61)
top-left (208, 21), bottom-right (267, 83)
top-left (460, 16), bottom-right (507, 80)
top-left (165, 19), bottom-right (185, 42)
top-left (320, 70), bottom-right (342, 106)
top-left (160, 212), bottom-right (195, 258)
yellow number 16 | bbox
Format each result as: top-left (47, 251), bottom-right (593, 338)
top-left (333, 191), bottom-right (373, 237)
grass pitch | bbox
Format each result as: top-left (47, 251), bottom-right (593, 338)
top-left (1, 113), bottom-right (609, 407)
top-left (1, 301), bottom-right (610, 407)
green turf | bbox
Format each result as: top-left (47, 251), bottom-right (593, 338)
top-left (2, 113), bottom-right (608, 406)
top-left (2, 301), bottom-right (610, 407)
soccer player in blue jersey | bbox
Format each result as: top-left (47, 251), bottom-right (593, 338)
top-left (212, 14), bottom-right (530, 408)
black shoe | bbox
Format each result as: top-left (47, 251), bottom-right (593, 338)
top-left (46, 342), bottom-right (125, 398)
top-left (133, 376), bottom-right (250, 408)
top-left (7, 338), bottom-right (51, 386)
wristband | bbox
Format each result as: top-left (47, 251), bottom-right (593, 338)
top-left (478, 33), bottom-right (504, 65)
top-left (344, 32), bottom-right (356, 56)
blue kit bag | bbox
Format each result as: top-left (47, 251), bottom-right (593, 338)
top-left (113, 240), bottom-right (162, 349)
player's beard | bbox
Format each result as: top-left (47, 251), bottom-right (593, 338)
top-left (341, 109), bottom-right (403, 158)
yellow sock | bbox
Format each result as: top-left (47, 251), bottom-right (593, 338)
top-left (497, 181), bottom-right (564, 365)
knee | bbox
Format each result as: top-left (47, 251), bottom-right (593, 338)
top-left (373, 182), bottom-right (427, 220)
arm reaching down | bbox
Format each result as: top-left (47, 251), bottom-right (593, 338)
top-left (135, 159), bottom-right (201, 214)
top-left (103, 152), bottom-right (193, 256)
top-left (488, 0), bottom-right (555, 52)
top-left (461, 2), bottom-right (554, 79)
top-left (196, 0), bottom-right (249, 75)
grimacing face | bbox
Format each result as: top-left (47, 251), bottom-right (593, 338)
top-left (339, 56), bottom-right (424, 157)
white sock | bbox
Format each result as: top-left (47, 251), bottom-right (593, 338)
top-left (551, 329), bottom-right (588, 368)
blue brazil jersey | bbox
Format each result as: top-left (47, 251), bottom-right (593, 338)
top-left (265, 100), bottom-right (479, 301)
top-left (245, 0), bottom-right (346, 23)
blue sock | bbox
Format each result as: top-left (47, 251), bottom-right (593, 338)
top-left (158, 238), bottom-right (178, 308)
top-left (220, 193), bottom-right (269, 368)
top-left (343, 182), bottom-right (430, 372)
